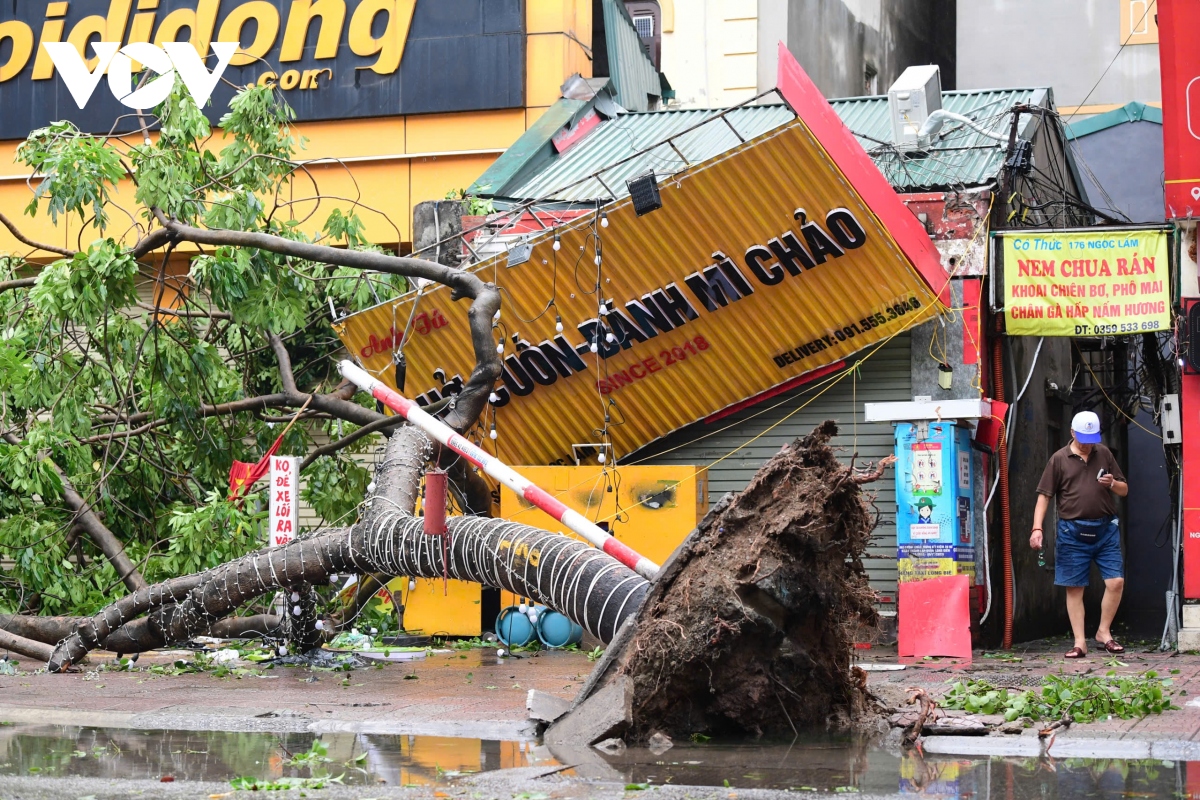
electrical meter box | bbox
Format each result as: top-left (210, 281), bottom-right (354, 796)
top-left (894, 421), bottom-right (975, 583)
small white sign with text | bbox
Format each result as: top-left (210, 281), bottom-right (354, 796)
top-left (269, 456), bottom-right (300, 548)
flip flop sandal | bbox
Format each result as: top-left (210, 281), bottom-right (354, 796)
top-left (1064, 646), bottom-right (1087, 659)
top-left (1099, 638), bottom-right (1125, 654)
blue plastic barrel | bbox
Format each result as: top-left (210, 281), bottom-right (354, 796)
top-left (495, 605), bottom-right (535, 647)
top-left (536, 609), bottom-right (583, 648)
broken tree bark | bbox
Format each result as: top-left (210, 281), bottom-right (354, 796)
top-left (561, 421), bottom-right (882, 741)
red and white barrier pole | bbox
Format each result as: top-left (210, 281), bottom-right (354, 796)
top-left (338, 360), bottom-right (660, 580)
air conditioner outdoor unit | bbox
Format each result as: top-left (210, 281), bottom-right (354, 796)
top-left (888, 65), bottom-right (942, 150)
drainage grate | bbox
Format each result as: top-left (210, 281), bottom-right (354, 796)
top-left (958, 672), bottom-right (1046, 688)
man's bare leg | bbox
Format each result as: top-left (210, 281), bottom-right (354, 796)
top-left (1065, 586), bottom-right (1087, 652)
top-left (1096, 577), bottom-right (1125, 645)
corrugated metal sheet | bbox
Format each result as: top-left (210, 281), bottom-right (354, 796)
top-left (632, 334), bottom-right (912, 600)
top-left (500, 105), bottom-right (797, 203)
top-left (334, 121), bottom-right (944, 470)
top-left (603, 0), bottom-right (661, 113)
top-left (497, 88), bottom-right (1046, 204)
top-left (834, 89), bottom-right (1045, 191)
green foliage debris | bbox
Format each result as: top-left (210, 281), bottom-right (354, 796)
top-left (942, 671), bottom-right (1179, 723)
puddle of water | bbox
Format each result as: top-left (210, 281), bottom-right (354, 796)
top-left (0, 724), bottom-right (1194, 797)
top-left (0, 725), bottom-right (552, 786)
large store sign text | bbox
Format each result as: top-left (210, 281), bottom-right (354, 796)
top-left (0, 1), bottom-right (526, 137)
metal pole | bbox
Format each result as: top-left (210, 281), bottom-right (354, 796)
top-left (338, 360), bottom-right (661, 580)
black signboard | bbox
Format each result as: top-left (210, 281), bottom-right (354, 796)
top-left (0, 0), bottom-right (526, 139)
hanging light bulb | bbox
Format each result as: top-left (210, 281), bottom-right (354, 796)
top-left (278, 645), bottom-right (288, 656)
top-left (555, 314), bottom-right (563, 333)
top-left (493, 309), bottom-right (501, 323)
top-left (600, 211), bottom-right (609, 228)
top-left (518, 601), bottom-right (527, 614)
top-left (489, 392), bottom-right (500, 404)
top-left (490, 423), bottom-right (498, 440)
top-left (292, 605), bottom-right (302, 616)
top-left (408, 578), bottom-right (417, 592)
top-left (552, 232), bottom-right (561, 251)
top-left (590, 340), bottom-right (599, 354)
top-left (496, 341), bottom-right (504, 354)
top-left (606, 331), bottom-right (616, 344)
top-left (599, 302), bottom-right (608, 315)
top-left (315, 619), bottom-right (325, 631)
top-left (329, 574), bottom-right (339, 583)
top-left (594, 254), bottom-right (602, 266)
top-left (598, 451), bottom-right (606, 464)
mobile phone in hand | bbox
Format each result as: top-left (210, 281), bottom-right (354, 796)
top-left (1097, 468), bottom-right (1109, 481)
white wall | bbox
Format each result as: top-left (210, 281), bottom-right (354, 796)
top-left (662, 0), bottom-right (761, 109)
top-left (957, 0), bottom-right (1160, 110)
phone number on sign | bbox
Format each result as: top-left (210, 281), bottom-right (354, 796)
top-left (773, 296), bottom-right (922, 368)
top-left (596, 336), bottom-right (711, 394)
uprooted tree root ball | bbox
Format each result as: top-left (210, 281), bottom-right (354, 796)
top-left (595, 421), bottom-right (885, 739)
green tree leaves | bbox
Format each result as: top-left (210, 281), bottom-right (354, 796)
top-left (30, 241), bottom-right (138, 325)
top-left (17, 121), bottom-right (126, 227)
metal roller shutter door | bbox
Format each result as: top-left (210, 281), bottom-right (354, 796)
top-left (631, 335), bottom-right (912, 602)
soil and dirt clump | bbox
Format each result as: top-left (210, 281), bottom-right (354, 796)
top-left (581, 421), bottom-right (887, 740)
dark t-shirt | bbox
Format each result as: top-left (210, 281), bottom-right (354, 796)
top-left (1036, 444), bottom-right (1125, 520)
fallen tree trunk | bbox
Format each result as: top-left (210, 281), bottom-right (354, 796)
top-left (43, 425), bottom-right (648, 671)
top-left (0, 628), bottom-right (54, 662)
top-left (560, 421), bottom-right (882, 741)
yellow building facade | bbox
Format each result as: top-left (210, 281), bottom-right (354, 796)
top-left (0, 0), bottom-right (594, 258)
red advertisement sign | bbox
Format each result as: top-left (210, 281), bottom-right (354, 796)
top-left (1159, 0), bottom-right (1200, 218)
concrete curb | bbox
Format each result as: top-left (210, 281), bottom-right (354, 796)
top-left (923, 735), bottom-right (1200, 760)
top-left (0, 705), bottom-right (537, 741)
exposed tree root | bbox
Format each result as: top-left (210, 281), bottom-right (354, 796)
top-left (583, 421), bottom-right (883, 739)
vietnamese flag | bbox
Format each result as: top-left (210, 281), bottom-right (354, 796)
top-left (228, 434), bottom-right (285, 501)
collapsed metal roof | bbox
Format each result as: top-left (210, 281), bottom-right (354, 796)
top-left (474, 88), bottom-right (1051, 205)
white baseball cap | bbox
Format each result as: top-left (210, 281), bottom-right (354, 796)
top-left (1071, 411), bottom-right (1102, 444)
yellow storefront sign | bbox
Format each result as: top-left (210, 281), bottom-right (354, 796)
top-left (335, 119), bottom-right (945, 467)
top-left (1002, 229), bottom-right (1170, 337)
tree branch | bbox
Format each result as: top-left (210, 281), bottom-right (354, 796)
top-left (267, 331), bottom-right (298, 394)
top-left (136, 301), bottom-right (231, 319)
top-left (0, 277), bottom-right (36, 294)
top-left (3, 433), bottom-right (147, 592)
top-left (0, 211), bottom-right (76, 257)
top-left (299, 415), bottom-right (408, 471)
top-left (161, 221), bottom-right (503, 434)
top-left (0, 628), bottom-right (54, 662)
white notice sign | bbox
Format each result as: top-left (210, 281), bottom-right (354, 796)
top-left (270, 456), bottom-right (300, 547)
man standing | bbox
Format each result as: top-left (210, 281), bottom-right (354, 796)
top-left (1030, 411), bottom-right (1128, 658)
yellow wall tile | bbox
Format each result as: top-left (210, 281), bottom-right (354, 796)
top-left (528, 0), bottom-right (567, 34)
top-left (405, 109), bottom-right (526, 154)
top-left (293, 118), bottom-right (406, 161)
top-left (285, 161), bottom-right (413, 244)
top-left (411, 154), bottom-right (501, 209)
top-left (527, 34), bottom-right (570, 108)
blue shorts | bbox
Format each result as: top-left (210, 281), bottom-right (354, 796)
top-left (1055, 517), bottom-right (1123, 587)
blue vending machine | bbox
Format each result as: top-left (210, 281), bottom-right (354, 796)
top-left (894, 422), bottom-right (975, 584)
